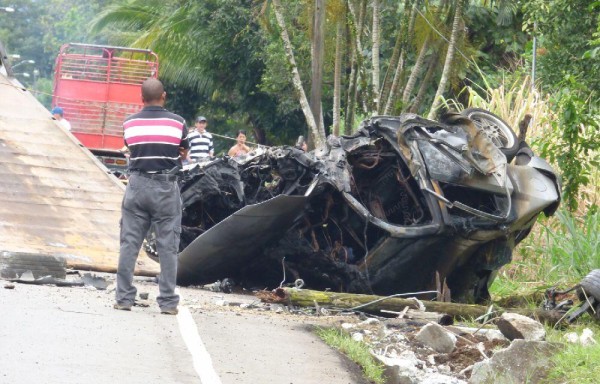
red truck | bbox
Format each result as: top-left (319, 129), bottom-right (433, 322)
top-left (52, 43), bottom-right (159, 177)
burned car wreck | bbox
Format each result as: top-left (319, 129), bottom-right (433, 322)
top-left (146, 109), bottom-right (561, 303)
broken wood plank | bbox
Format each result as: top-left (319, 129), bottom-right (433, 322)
top-left (380, 309), bottom-right (453, 325)
top-left (263, 288), bottom-right (564, 325)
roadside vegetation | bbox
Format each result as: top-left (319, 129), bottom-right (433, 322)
top-left (543, 324), bottom-right (600, 384)
top-left (315, 327), bottom-right (386, 384)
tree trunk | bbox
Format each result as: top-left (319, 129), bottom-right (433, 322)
top-left (402, 35), bottom-right (430, 108)
top-left (345, 0), bottom-right (367, 134)
top-left (427, 0), bottom-right (464, 120)
top-left (310, 0), bottom-right (326, 137)
top-left (265, 288), bottom-right (565, 325)
top-left (333, 20), bottom-right (343, 136)
top-left (410, 52), bottom-right (438, 113)
top-left (407, 0), bottom-right (420, 42)
top-left (272, 0), bottom-right (325, 147)
top-left (382, 0), bottom-right (413, 115)
top-left (345, 32), bottom-right (358, 135)
top-left (379, 0), bottom-right (411, 112)
top-left (371, 0), bottom-right (380, 114)
top-left (383, 51), bottom-right (404, 114)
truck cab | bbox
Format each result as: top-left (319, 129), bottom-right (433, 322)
top-left (52, 43), bottom-right (159, 178)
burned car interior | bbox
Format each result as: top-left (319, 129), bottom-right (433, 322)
top-left (145, 110), bottom-right (561, 304)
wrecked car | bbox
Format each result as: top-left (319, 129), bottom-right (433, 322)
top-left (145, 109), bottom-right (561, 303)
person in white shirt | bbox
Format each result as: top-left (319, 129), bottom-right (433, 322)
top-left (187, 115), bottom-right (214, 162)
top-left (51, 106), bottom-right (71, 131)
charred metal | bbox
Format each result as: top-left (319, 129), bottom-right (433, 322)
top-left (145, 111), bottom-right (561, 303)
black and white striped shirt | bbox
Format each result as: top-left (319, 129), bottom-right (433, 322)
top-left (123, 106), bottom-right (189, 171)
top-left (188, 130), bottom-right (214, 160)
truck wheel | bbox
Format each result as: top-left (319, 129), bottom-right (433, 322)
top-left (461, 108), bottom-right (519, 161)
top-left (579, 269), bottom-right (600, 303)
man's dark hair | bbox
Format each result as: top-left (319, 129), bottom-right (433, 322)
top-left (141, 78), bottom-right (164, 103)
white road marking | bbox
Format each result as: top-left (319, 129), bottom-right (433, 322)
top-left (176, 304), bottom-right (222, 384)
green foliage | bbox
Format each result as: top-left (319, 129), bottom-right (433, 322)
top-left (543, 324), bottom-right (600, 384)
top-left (0, 0), bottom-right (113, 107)
top-left (464, 2), bottom-right (528, 73)
top-left (535, 77), bottom-right (600, 211)
top-left (538, 209), bottom-right (600, 281)
top-left (523, 0), bottom-right (600, 95)
top-left (315, 327), bottom-right (385, 384)
top-left (91, 0), bottom-right (307, 145)
top-left (31, 77), bottom-right (54, 109)
top-left (492, 209), bottom-right (600, 294)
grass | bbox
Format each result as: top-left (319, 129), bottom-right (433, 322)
top-left (315, 327), bottom-right (386, 384)
top-left (542, 323), bottom-right (600, 384)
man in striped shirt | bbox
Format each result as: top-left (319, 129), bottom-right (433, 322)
top-left (187, 115), bottom-right (214, 162)
top-left (114, 78), bottom-right (189, 316)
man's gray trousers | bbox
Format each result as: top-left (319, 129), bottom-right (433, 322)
top-left (116, 174), bottom-right (182, 310)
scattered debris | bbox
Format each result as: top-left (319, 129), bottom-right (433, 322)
top-left (1, 252), bottom-right (67, 280)
top-left (81, 273), bottom-right (109, 290)
top-left (133, 300), bottom-right (150, 308)
top-left (542, 269), bottom-right (600, 324)
top-left (5, 270), bottom-right (108, 290)
top-left (260, 287), bottom-right (566, 325)
top-left (4, 283), bottom-right (15, 289)
top-left (200, 278), bottom-right (235, 293)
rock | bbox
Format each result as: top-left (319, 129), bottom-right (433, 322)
top-left (360, 318), bottom-right (380, 326)
top-left (375, 350), bottom-right (423, 384)
top-left (563, 332), bottom-right (579, 343)
top-left (415, 323), bottom-right (457, 353)
top-left (341, 322), bottom-right (355, 330)
top-left (580, 328), bottom-right (597, 346)
top-left (139, 292), bottom-right (149, 300)
top-left (271, 304), bottom-right (285, 313)
top-left (469, 340), bottom-right (560, 384)
top-left (450, 326), bottom-right (508, 342)
top-left (564, 328), bottom-right (597, 346)
top-left (351, 332), bottom-right (364, 342)
top-left (420, 372), bottom-right (467, 384)
top-left (495, 312), bottom-right (546, 341)
top-left (4, 283), bottom-right (15, 289)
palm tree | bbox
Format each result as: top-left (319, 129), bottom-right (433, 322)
top-left (381, 0), bottom-right (415, 114)
top-left (345, 0), bottom-right (367, 133)
top-left (272, 0), bottom-right (325, 147)
top-left (310, 0), bottom-right (326, 137)
top-left (371, 0), bottom-right (381, 114)
top-left (91, 1), bottom-right (212, 92)
top-left (333, 19), bottom-right (344, 135)
top-left (428, 0), bottom-right (468, 119)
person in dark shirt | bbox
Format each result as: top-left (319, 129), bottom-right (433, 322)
top-left (114, 78), bottom-right (189, 315)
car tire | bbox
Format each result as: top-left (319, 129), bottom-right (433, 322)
top-left (579, 269), bottom-right (600, 302)
top-left (461, 108), bottom-right (519, 161)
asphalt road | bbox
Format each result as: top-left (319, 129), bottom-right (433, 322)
top-left (0, 274), bottom-right (368, 384)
